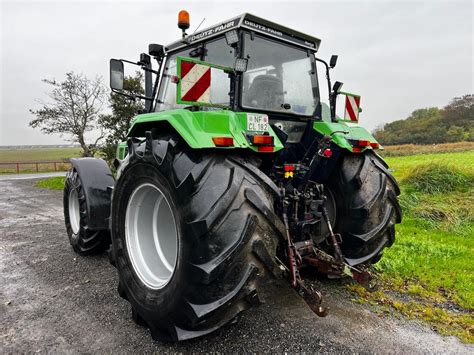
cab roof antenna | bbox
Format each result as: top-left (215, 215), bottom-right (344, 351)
top-left (192, 17), bottom-right (206, 36)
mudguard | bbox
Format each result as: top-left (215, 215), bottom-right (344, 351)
top-left (125, 109), bottom-right (284, 152)
top-left (69, 158), bottom-right (114, 230)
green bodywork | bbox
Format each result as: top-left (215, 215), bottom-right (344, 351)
top-left (117, 107), bottom-right (381, 160)
top-left (314, 120), bottom-right (380, 150)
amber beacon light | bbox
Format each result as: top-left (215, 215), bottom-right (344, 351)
top-left (178, 10), bottom-right (190, 30)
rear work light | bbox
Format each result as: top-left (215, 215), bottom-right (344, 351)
top-left (251, 135), bottom-right (274, 146)
top-left (212, 137), bottom-right (234, 147)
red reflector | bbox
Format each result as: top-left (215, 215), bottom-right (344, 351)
top-left (251, 135), bottom-right (274, 145)
top-left (284, 164), bottom-right (295, 171)
top-left (323, 148), bottom-right (333, 158)
top-left (212, 137), bottom-right (233, 147)
top-left (358, 140), bottom-right (370, 147)
top-left (171, 75), bottom-right (179, 83)
top-left (370, 142), bottom-right (380, 149)
top-left (257, 145), bottom-right (274, 152)
top-left (352, 147), bottom-right (362, 153)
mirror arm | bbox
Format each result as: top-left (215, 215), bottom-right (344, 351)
top-left (111, 88), bottom-right (153, 102)
top-left (315, 57), bottom-right (336, 121)
top-left (149, 57), bottom-right (165, 112)
top-left (119, 58), bottom-right (160, 75)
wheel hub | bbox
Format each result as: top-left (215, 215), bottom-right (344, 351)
top-left (68, 188), bottom-right (81, 234)
top-left (125, 183), bottom-right (178, 289)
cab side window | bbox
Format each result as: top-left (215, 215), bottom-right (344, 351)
top-left (204, 38), bottom-right (235, 67)
top-left (155, 47), bottom-right (198, 112)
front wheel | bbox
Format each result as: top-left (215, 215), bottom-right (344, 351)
top-left (63, 169), bottom-right (110, 255)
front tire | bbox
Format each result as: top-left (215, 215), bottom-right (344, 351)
top-left (111, 135), bottom-right (285, 341)
top-left (63, 169), bottom-right (110, 255)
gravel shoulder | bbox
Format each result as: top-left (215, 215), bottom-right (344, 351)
top-left (1, 179), bottom-right (471, 353)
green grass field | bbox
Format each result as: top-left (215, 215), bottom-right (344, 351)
top-left (350, 150), bottom-right (474, 342)
top-left (35, 148), bottom-right (474, 342)
top-left (0, 147), bottom-right (81, 173)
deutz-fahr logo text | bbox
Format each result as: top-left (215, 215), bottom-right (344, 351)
top-left (189, 20), bottom-right (236, 42)
top-left (243, 20), bottom-right (283, 37)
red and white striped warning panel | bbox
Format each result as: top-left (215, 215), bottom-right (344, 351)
top-left (344, 95), bottom-right (361, 122)
top-left (180, 61), bottom-right (211, 103)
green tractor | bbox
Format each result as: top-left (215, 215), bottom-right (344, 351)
top-left (63, 11), bottom-right (401, 341)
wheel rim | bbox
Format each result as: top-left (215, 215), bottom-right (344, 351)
top-left (68, 188), bottom-right (81, 234)
top-left (125, 183), bottom-right (178, 289)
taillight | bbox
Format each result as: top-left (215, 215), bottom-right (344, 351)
top-left (257, 146), bottom-right (274, 152)
top-left (212, 137), bottom-right (234, 147)
top-left (251, 135), bottom-right (274, 145)
top-left (358, 140), bottom-right (370, 147)
top-left (350, 139), bottom-right (380, 152)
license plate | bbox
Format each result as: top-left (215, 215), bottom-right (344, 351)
top-left (247, 114), bottom-right (269, 132)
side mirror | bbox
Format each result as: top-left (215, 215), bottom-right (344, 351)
top-left (329, 55), bottom-right (338, 69)
top-left (109, 59), bottom-right (124, 90)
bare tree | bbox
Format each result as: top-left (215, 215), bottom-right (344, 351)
top-left (30, 72), bottom-right (107, 157)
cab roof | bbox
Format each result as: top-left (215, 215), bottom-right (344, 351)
top-left (165, 13), bottom-right (321, 53)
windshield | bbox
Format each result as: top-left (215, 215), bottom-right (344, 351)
top-left (241, 33), bottom-right (319, 116)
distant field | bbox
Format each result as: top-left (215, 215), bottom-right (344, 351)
top-left (0, 147), bottom-right (82, 162)
top-left (0, 147), bottom-right (81, 173)
top-left (381, 141), bottom-right (474, 156)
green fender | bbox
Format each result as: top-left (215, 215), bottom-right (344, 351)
top-left (116, 108), bottom-right (381, 160)
top-left (315, 102), bottom-right (382, 152)
top-left (313, 120), bottom-right (382, 152)
top-left (117, 109), bottom-right (284, 159)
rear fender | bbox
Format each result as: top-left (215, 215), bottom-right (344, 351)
top-left (124, 109), bottom-right (284, 154)
top-left (69, 158), bottom-right (114, 230)
top-left (313, 120), bottom-right (382, 153)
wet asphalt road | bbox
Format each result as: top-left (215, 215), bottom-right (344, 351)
top-left (1, 178), bottom-right (472, 353)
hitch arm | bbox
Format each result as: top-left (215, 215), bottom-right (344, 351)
top-left (280, 186), bottom-right (328, 317)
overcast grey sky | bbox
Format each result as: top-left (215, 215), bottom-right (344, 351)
top-left (1, 0), bottom-right (472, 145)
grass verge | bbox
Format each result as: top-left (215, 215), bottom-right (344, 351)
top-left (349, 151), bottom-right (474, 342)
top-left (36, 176), bottom-right (65, 190)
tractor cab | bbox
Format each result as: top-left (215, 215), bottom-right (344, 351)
top-left (156, 13), bottom-right (323, 122)
top-left (110, 11), bottom-right (370, 154)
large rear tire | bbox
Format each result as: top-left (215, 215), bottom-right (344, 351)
top-left (110, 134), bottom-right (285, 341)
top-left (326, 151), bottom-right (402, 266)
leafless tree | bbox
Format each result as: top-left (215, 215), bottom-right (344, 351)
top-left (30, 72), bottom-right (107, 157)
